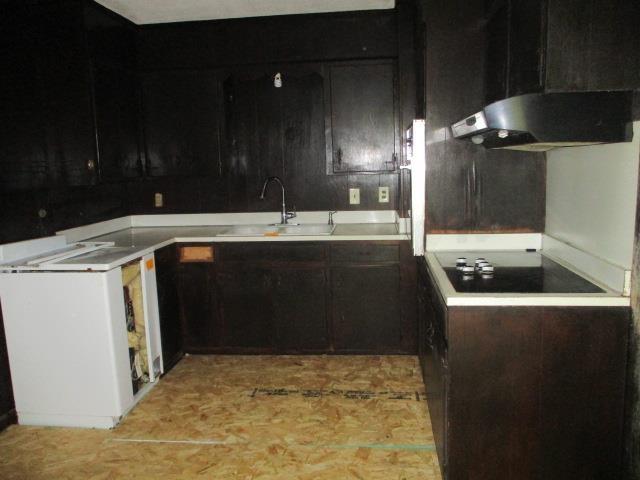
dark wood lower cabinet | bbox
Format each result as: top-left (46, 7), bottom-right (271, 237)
top-left (177, 261), bottom-right (220, 352)
top-left (273, 268), bottom-right (328, 352)
top-left (174, 241), bottom-right (415, 355)
top-left (332, 265), bottom-right (402, 352)
top-left (218, 268), bottom-right (274, 350)
top-left (417, 257), bottom-right (629, 480)
top-left (154, 245), bottom-right (183, 371)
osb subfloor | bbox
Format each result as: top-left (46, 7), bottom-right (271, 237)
top-left (0, 355), bottom-right (441, 479)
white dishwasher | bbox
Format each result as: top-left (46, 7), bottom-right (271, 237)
top-left (0, 236), bottom-right (164, 428)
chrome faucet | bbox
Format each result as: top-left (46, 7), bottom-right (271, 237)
top-left (259, 176), bottom-right (296, 225)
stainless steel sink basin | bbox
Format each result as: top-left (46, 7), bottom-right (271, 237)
top-left (218, 224), bottom-right (335, 237)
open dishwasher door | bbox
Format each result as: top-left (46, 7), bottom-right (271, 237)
top-left (404, 119), bottom-right (426, 256)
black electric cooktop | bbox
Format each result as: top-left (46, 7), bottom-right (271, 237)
top-left (438, 252), bottom-right (605, 294)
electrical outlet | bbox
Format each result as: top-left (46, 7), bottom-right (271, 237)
top-left (154, 192), bottom-right (163, 208)
top-left (349, 188), bottom-right (360, 205)
top-left (378, 186), bottom-right (389, 203)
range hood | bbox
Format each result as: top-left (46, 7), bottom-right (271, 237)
top-left (451, 91), bottom-right (633, 152)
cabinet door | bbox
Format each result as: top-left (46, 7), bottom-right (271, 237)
top-left (93, 66), bottom-right (141, 180)
top-left (430, 309), bottom-right (448, 477)
top-left (85, 0), bottom-right (140, 181)
top-left (485, 0), bottom-right (545, 103)
top-left (273, 268), bottom-right (328, 352)
top-left (0, 2), bottom-right (96, 190)
top-left (222, 67), bottom-right (285, 210)
top-left (508, 0), bottom-right (545, 97)
top-left (217, 268), bottom-right (274, 350)
top-left (0, 13), bottom-right (50, 192)
top-left (546, 0), bottom-right (639, 92)
top-left (331, 265), bottom-right (402, 352)
top-left (327, 62), bottom-right (397, 173)
top-left (38, 2), bottom-right (97, 187)
top-left (484, 1), bottom-right (510, 104)
top-left (540, 307), bottom-right (627, 478)
top-left (222, 65), bottom-right (326, 211)
top-left (142, 70), bottom-right (221, 177)
top-left (154, 246), bottom-right (182, 371)
top-left (178, 262), bottom-right (220, 351)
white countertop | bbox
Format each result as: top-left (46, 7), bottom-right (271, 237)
top-left (0, 211), bottom-right (409, 272)
top-left (424, 251), bottom-right (630, 307)
top-left (0, 223), bottom-right (407, 272)
top-left (88, 223), bottom-right (405, 249)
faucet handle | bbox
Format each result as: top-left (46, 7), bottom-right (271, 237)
top-left (328, 210), bottom-right (337, 225)
top-left (286, 205), bottom-right (297, 220)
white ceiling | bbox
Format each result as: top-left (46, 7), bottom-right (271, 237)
top-left (94, 0), bottom-right (395, 25)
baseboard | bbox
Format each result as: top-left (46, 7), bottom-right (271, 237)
top-left (0, 408), bottom-right (16, 431)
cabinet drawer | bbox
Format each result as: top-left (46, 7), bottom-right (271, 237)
top-left (331, 243), bottom-right (399, 264)
top-left (219, 243), bottom-right (326, 263)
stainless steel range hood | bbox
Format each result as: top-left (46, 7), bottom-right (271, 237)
top-left (451, 91), bottom-right (633, 152)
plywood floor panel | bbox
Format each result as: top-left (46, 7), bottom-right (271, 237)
top-left (0, 355), bottom-right (441, 479)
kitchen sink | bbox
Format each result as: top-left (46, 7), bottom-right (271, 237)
top-left (218, 224), bottom-right (335, 237)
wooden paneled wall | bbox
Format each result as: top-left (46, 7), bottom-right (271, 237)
top-left (0, 3), bottom-right (417, 244)
top-left (132, 6), bottom-right (415, 216)
top-left (418, 0), bottom-right (545, 233)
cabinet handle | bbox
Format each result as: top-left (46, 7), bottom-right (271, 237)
top-left (477, 171), bottom-right (483, 219)
top-left (426, 323), bottom-right (435, 348)
top-left (87, 159), bottom-right (96, 171)
top-left (385, 153), bottom-right (398, 171)
top-left (336, 148), bottom-right (343, 168)
top-left (465, 167), bottom-right (472, 222)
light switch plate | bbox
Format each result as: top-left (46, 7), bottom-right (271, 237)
top-left (378, 186), bottom-right (389, 203)
top-left (349, 188), bottom-right (360, 205)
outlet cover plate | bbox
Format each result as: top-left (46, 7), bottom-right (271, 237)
top-left (378, 186), bottom-right (389, 203)
top-left (349, 188), bottom-right (360, 205)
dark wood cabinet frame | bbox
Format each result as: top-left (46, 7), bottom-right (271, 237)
top-left (163, 241), bottom-right (417, 356)
top-left (417, 257), bottom-right (630, 479)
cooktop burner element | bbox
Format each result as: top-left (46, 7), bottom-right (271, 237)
top-left (436, 251), bottom-right (605, 294)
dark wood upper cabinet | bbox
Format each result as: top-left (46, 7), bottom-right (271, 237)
top-left (485, 0), bottom-right (639, 104)
top-left (86, 1), bottom-right (141, 181)
top-left (93, 66), bottom-right (141, 180)
top-left (221, 64), bottom-right (326, 211)
top-left (484, 1), bottom-right (510, 105)
top-left (327, 62), bottom-right (398, 174)
top-left (0, 0), bottom-right (140, 192)
top-left (142, 70), bottom-right (221, 177)
top-left (0, 1), bottom-right (96, 191)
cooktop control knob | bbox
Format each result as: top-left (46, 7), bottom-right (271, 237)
top-left (481, 265), bottom-right (494, 278)
top-left (476, 261), bottom-right (489, 272)
top-left (461, 266), bottom-right (475, 278)
top-left (474, 257), bottom-right (486, 267)
top-left (456, 257), bottom-right (467, 269)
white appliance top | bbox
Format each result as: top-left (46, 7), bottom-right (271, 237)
top-left (0, 242), bottom-right (145, 272)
